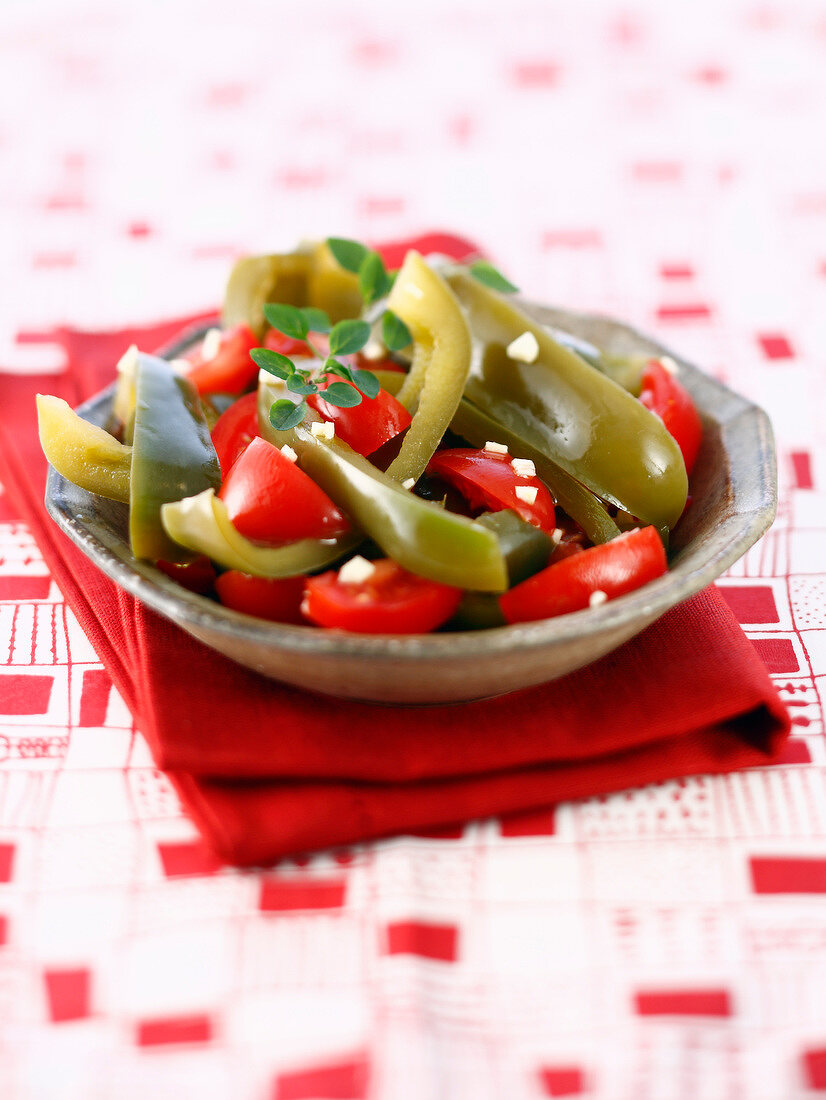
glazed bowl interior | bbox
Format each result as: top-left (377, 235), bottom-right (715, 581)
top-left (45, 303), bottom-right (776, 704)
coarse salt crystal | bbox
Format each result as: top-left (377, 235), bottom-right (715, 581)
top-left (514, 485), bottom-right (538, 505)
top-left (659, 355), bottom-right (679, 376)
top-left (589, 589), bottom-right (608, 607)
top-left (200, 327), bottom-right (222, 361)
top-left (484, 440), bottom-right (509, 454)
top-left (402, 478), bottom-right (416, 490)
top-left (511, 457), bottom-right (536, 478)
top-left (338, 555), bottom-right (376, 585)
top-left (551, 528), bottom-right (564, 544)
top-left (506, 331), bottom-right (540, 363)
top-left (280, 445), bottom-right (298, 463)
top-left (310, 421), bottom-right (335, 441)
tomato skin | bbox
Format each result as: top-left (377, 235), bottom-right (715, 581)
top-left (264, 329), bottom-right (314, 358)
top-left (186, 324), bottom-right (259, 395)
top-left (155, 555), bottom-right (217, 594)
top-left (218, 436), bottom-right (350, 544)
top-left (307, 386), bottom-right (412, 457)
top-left (210, 392), bottom-right (259, 478)
top-left (639, 358), bottom-right (702, 475)
top-left (303, 559), bottom-right (462, 634)
top-left (215, 571), bottom-right (307, 624)
top-left (500, 525), bottom-right (667, 623)
top-left (426, 449), bottom-right (556, 532)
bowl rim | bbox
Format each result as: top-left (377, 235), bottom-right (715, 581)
top-left (45, 305), bottom-right (778, 663)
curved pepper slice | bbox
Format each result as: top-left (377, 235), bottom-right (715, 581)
top-left (130, 355), bottom-right (221, 562)
top-left (258, 384), bottom-right (508, 592)
top-left (36, 394), bottom-right (132, 504)
top-left (446, 272), bottom-right (688, 530)
top-left (161, 488), bottom-right (359, 578)
top-left (383, 252), bottom-right (472, 483)
top-left (369, 369), bottom-right (621, 547)
top-left (222, 242), bottom-right (362, 339)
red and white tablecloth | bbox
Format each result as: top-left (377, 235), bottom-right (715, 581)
top-left (1, 2), bottom-right (825, 1096)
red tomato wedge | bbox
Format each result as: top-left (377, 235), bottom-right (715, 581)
top-left (264, 329), bottom-right (314, 358)
top-left (500, 525), bottom-right (667, 623)
top-left (426, 449), bottom-right (556, 532)
top-left (210, 391), bottom-right (259, 478)
top-left (639, 358), bottom-right (702, 475)
top-left (218, 436), bottom-right (350, 544)
top-left (215, 571), bottom-right (306, 624)
top-left (303, 559), bottom-right (462, 634)
top-left (155, 555), bottom-right (217, 594)
top-left (186, 324), bottom-right (259, 395)
top-left (308, 385), bottom-right (412, 457)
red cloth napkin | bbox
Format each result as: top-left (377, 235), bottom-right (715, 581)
top-left (0, 234), bottom-right (790, 866)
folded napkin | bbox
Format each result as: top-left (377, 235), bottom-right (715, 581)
top-left (0, 233), bottom-right (790, 866)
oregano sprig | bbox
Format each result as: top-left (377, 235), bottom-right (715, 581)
top-left (251, 303), bottom-right (379, 431)
top-left (326, 236), bottom-right (411, 350)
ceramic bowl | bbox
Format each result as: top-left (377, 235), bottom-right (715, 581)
top-left (45, 304), bottom-right (777, 704)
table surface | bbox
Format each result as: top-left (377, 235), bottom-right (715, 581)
top-left (1, 2), bottom-right (825, 1097)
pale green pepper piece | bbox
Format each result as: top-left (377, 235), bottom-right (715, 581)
top-left (446, 272), bottom-right (688, 530)
top-left (383, 252), bottom-right (472, 483)
top-left (36, 394), bottom-right (132, 504)
top-left (369, 369), bottom-right (621, 546)
top-left (222, 242), bottom-right (362, 340)
top-left (258, 382), bottom-right (507, 592)
top-left (161, 489), bottom-right (358, 577)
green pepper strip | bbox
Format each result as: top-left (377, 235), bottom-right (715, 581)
top-left (382, 251), bottom-right (473, 484)
top-left (258, 384), bottom-right (507, 593)
top-left (130, 354), bottom-right (222, 562)
top-left (161, 488), bottom-right (359, 577)
top-left (222, 242), bottom-right (363, 339)
top-left (37, 394), bottom-right (132, 504)
top-left (445, 272), bottom-right (688, 530)
top-left (370, 370), bottom-right (621, 546)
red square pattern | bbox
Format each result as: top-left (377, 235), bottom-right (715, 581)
top-left (273, 1055), bottom-right (369, 1100)
top-left (384, 921), bottom-right (459, 962)
top-left (749, 638), bottom-right (799, 674)
top-left (0, 577), bottom-right (51, 600)
top-left (718, 585), bottom-right (780, 624)
top-left (758, 333), bottom-right (795, 360)
top-left (803, 1048), bottom-right (826, 1090)
top-left (137, 1014), bottom-right (214, 1046)
top-left (157, 841), bottom-right (223, 878)
top-left (1, 675), bottom-right (54, 715)
top-left (749, 857), bottom-right (826, 894)
top-left (259, 878), bottom-right (347, 912)
top-left (78, 668), bottom-right (112, 727)
top-left (0, 844), bottom-right (14, 882)
top-left (44, 967), bottom-right (91, 1022)
top-left (633, 989), bottom-right (732, 1017)
top-left (539, 1065), bottom-right (587, 1096)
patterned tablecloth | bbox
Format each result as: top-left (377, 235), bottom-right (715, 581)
top-left (1, 2), bottom-right (825, 1097)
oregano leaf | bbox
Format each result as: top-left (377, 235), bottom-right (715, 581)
top-left (264, 302), bottom-right (308, 340)
top-left (329, 318), bottom-right (371, 357)
top-left (251, 347), bottom-right (294, 380)
top-left (326, 237), bottom-right (369, 274)
top-left (269, 399), bottom-right (306, 430)
top-left (353, 368), bottom-right (381, 399)
top-left (324, 357), bottom-right (355, 384)
top-left (468, 260), bottom-right (518, 293)
top-left (301, 306), bottom-right (331, 334)
top-left (286, 374), bottom-right (318, 396)
top-left (322, 381), bottom-right (362, 408)
top-left (358, 250), bottom-right (390, 304)
top-left (382, 309), bottom-right (412, 351)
